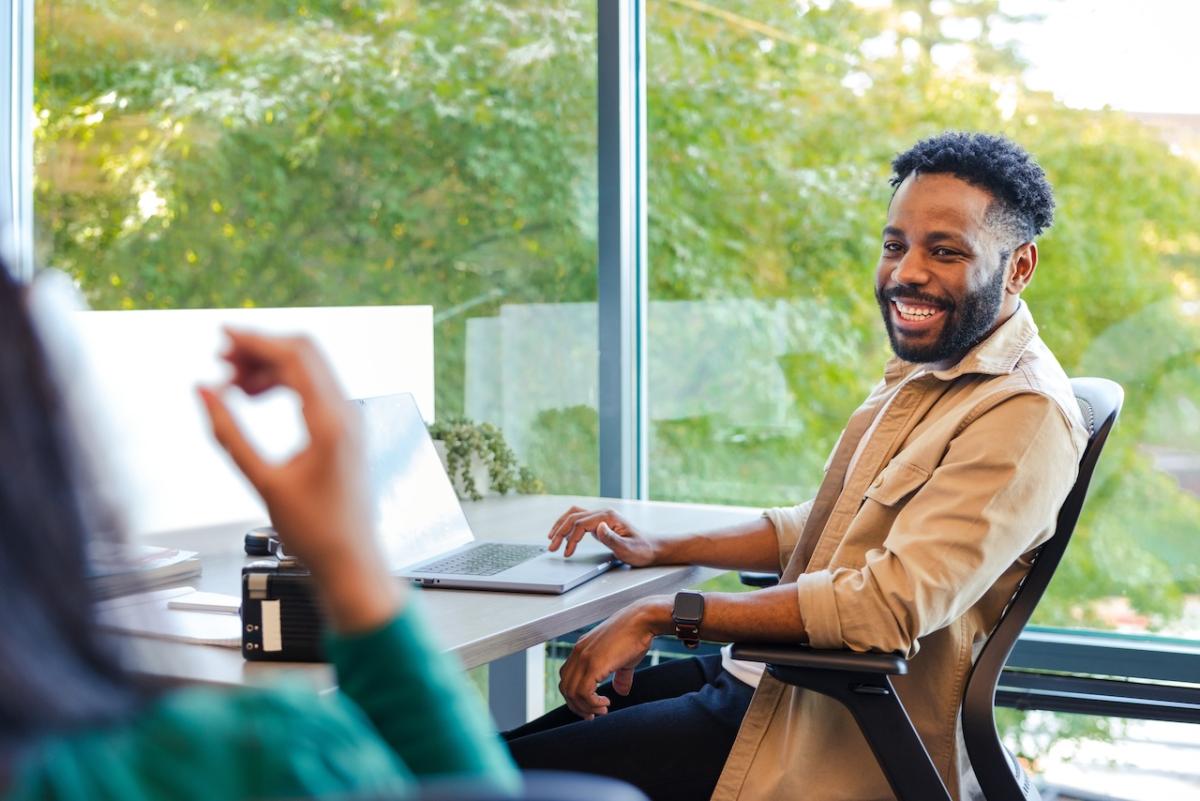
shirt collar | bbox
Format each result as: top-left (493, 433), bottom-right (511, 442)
top-left (882, 301), bottom-right (1039, 384)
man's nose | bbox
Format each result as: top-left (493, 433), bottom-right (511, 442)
top-left (892, 251), bottom-right (930, 286)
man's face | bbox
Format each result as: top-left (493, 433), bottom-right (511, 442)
top-left (875, 172), bottom-right (1016, 364)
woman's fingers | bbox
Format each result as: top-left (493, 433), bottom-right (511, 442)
top-left (220, 330), bottom-right (351, 449)
top-left (220, 329), bottom-right (295, 394)
top-left (221, 330), bottom-right (339, 406)
top-left (198, 385), bottom-right (271, 492)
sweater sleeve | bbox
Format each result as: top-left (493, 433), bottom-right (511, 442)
top-left (5, 599), bottom-right (517, 801)
top-left (4, 684), bottom-right (418, 801)
top-left (325, 594), bottom-right (520, 791)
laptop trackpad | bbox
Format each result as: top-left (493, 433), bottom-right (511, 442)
top-left (507, 540), bottom-right (615, 577)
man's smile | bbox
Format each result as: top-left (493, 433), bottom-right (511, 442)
top-left (889, 298), bottom-right (948, 333)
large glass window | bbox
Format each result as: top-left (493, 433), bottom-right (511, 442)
top-left (35, 0), bottom-right (599, 496)
top-left (646, 0), bottom-right (1199, 792)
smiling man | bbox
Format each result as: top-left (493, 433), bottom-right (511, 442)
top-left (505, 132), bottom-right (1087, 801)
top-left (877, 143), bottom-right (1051, 366)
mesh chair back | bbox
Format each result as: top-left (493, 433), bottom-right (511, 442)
top-left (960, 377), bottom-right (1124, 801)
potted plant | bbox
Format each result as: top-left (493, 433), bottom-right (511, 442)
top-left (428, 417), bottom-right (544, 501)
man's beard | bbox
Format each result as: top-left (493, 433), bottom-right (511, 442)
top-left (876, 261), bottom-right (1007, 364)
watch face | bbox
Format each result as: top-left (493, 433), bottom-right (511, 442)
top-left (675, 592), bottom-right (705, 622)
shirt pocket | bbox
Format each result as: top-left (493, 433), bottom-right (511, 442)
top-left (863, 460), bottom-right (931, 507)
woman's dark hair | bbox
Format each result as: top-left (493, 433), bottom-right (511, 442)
top-left (0, 259), bottom-right (144, 769)
top-left (890, 131), bottom-right (1055, 244)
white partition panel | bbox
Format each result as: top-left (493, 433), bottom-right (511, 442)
top-left (465, 299), bottom-right (827, 460)
top-left (70, 306), bottom-right (433, 536)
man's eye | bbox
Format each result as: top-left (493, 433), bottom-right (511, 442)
top-left (932, 247), bottom-right (958, 257)
top-left (882, 242), bottom-right (903, 253)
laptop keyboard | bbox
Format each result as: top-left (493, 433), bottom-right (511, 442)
top-left (414, 543), bottom-right (547, 576)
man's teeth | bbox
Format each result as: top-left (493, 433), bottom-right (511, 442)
top-left (894, 300), bottom-right (941, 321)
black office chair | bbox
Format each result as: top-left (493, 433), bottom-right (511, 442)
top-left (731, 377), bottom-right (1124, 801)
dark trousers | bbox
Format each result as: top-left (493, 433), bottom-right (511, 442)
top-left (503, 654), bottom-right (754, 801)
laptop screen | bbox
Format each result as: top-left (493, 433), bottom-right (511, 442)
top-left (354, 393), bottom-right (475, 571)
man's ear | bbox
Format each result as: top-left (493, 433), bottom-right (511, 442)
top-left (1006, 242), bottom-right (1037, 295)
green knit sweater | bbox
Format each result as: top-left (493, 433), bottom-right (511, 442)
top-left (5, 598), bottom-right (519, 800)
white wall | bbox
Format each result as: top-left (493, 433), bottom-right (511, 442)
top-left (44, 301), bottom-right (433, 536)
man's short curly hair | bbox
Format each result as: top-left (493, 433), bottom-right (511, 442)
top-left (890, 132), bottom-right (1054, 244)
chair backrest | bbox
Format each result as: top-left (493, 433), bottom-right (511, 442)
top-left (961, 377), bottom-right (1124, 801)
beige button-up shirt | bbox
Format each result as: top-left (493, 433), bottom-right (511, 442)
top-left (712, 303), bottom-right (1087, 801)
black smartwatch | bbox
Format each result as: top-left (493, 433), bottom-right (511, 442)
top-left (672, 590), bottom-right (705, 649)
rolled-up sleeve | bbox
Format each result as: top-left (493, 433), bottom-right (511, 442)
top-left (796, 392), bottom-right (1082, 656)
top-left (763, 500), bottom-right (815, 573)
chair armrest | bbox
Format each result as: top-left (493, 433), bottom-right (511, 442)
top-left (738, 571), bottom-right (781, 587)
top-left (730, 644), bottom-right (948, 800)
top-left (731, 642), bottom-right (908, 675)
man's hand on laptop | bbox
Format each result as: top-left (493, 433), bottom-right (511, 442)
top-left (548, 506), bottom-right (657, 565)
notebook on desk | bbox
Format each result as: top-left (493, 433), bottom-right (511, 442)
top-left (356, 393), bottom-right (616, 594)
top-left (88, 543), bottom-right (202, 598)
top-left (96, 586), bottom-right (241, 647)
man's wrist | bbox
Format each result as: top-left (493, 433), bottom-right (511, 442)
top-left (650, 535), bottom-right (686, 566)
top-left (635, 595), bottom-right (675, 636)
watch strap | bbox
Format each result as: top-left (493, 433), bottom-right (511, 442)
top-left (674, 621), bottom-right (702, 649)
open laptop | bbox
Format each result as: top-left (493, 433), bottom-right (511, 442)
top-left (354, 393), bottom-right (617, 594)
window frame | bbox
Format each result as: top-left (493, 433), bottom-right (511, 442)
top-left (597, 0), bottom-right (649, 500)
top-left (2, 0), bottom-right (33, 280)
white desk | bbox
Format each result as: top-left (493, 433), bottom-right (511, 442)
top-left (129, 495), bottom-right (758, 726)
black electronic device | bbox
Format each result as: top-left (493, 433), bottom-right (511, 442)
top-left (672, 590), bottom-right (706, 649)
top-left (241, 558), bottom-right (326, 662)
top-left (243, 526), bottom-right (278, 556)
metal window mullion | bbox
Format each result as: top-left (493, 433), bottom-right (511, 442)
top-left (1, 0), bottom-right (34, 280)
top-left (597, 0), bottom-right (647, 500)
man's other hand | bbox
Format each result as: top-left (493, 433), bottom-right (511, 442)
top-left (547, 506), bottom-right (657, 564)
top-left (557, 597), bottom-right (672, 720)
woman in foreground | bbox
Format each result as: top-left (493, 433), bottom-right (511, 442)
top-left (0, 258), bottom-right (518, 800)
